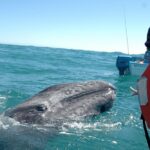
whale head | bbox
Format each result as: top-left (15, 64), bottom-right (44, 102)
top-left (4, 80), bottom-right (116, 124)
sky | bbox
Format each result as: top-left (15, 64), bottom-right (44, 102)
top-left (0, 0), bottom-right (150, 54)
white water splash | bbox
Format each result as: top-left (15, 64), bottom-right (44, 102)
top-left (60, 120), bottom-right (122, 135)
top-left (0, 115), bottom-right (21, 130)
top-left (0, 95), bottom-right (7, 109)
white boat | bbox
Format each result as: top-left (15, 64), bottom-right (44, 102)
top-left (116, 27), bottom-right (150, 76)
top-left (116, 55), bottom-right (148, 76)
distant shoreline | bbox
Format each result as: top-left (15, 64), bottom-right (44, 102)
top-left (0, 42), bottom-right (138, 55)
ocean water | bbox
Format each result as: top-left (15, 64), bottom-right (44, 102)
top-left (0, 44), bottom-right (148, 150)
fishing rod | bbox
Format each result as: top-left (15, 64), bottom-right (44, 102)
top-left (123, 7), bottom-right (130, 54)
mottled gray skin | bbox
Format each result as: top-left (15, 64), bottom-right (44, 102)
top-left (4, 80), bottom-right (116, 124)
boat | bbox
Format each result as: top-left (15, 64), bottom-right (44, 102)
top-left (116, 27), bottom-right (150, 76)
top-left (116, 25), bottom-right (150, 76)
top-left (116, 55), bottom-right (148, 76)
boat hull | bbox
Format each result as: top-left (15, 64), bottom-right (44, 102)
top-left (129, 62), bottom-right (148, 76)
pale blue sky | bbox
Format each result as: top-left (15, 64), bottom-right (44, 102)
top-left (0, 0), bottom-right (150, 54)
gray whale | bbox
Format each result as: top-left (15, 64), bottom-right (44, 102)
top-left (4, 80), bottom-right (116, 124)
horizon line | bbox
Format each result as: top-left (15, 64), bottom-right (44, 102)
top-left (0, 42), bottom-right (144, 55)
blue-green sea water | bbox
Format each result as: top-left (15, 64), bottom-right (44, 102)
top-left (0, 44), bottom-right (148, 150)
